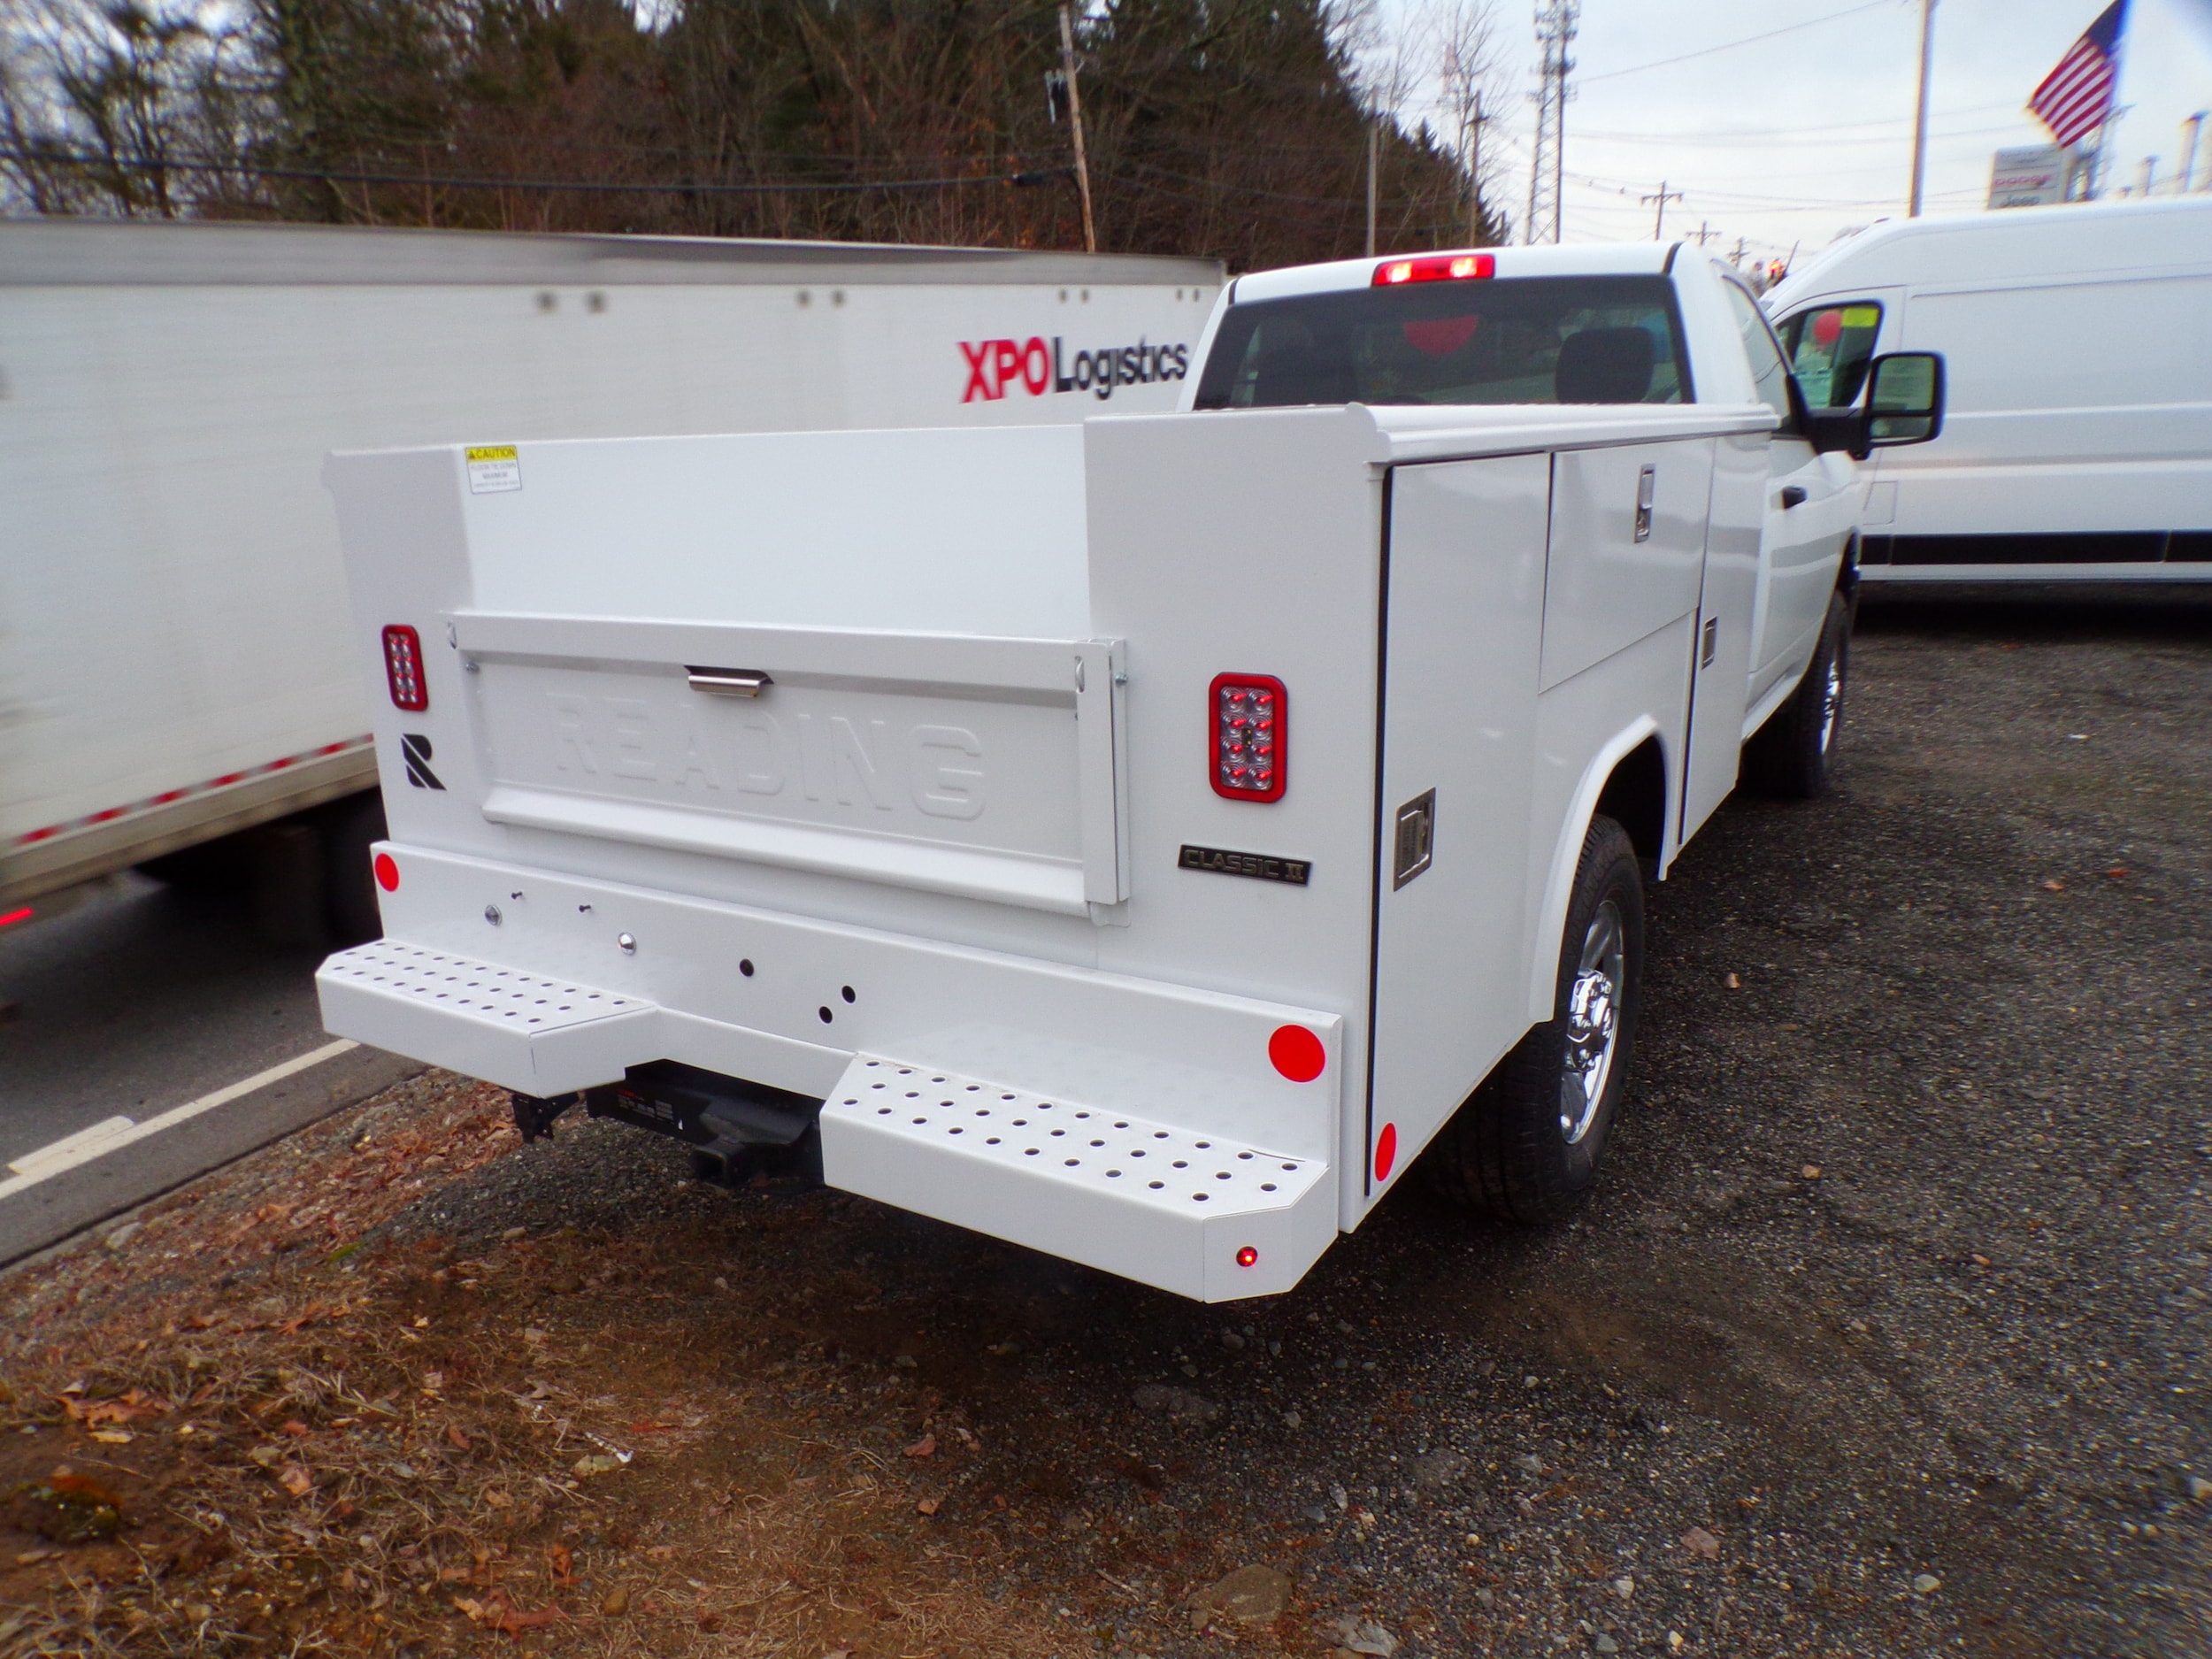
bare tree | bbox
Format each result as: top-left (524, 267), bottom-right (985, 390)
top-left (0, 0), bottom-right (258, 215)
top-left (1421, 0), bottom-right (1508, 243)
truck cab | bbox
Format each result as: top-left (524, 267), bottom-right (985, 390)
top-left (315, 242), bottom-right (1940, 1302)
top-left (1180, 242), bottom-right (1896, 745)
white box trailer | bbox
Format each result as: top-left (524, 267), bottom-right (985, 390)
top-left (1763, 195), bottom-right (2212, 583)
top-left (0, 219), bottom-right (1219, 932)
top-left (316, 244), bottom-right (1943, 1299)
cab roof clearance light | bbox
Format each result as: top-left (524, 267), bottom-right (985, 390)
top-left (1374, 252), bottom-right (1495, 286)
top-left (383, 624), bottom-right (428, 712)
top-left (1210, 674), bottom-right (1286, 802)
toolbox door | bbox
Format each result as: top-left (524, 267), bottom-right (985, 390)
top-left (1363, 454), bottom-right (1550, 1199)
top-left (1678, 430), bottom-right (1765, 842)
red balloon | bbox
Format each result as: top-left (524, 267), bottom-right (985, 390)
top-left (1812, 310), bottom-right (1844, 346)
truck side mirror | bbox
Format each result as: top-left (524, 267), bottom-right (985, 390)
top-left (1863, 351), bottom-right (1944, 448)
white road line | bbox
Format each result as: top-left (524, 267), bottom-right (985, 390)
top-left (0, 1039), bottom-right (358, 1203)
top-left (9, 1116), bottom-right (137, 1178)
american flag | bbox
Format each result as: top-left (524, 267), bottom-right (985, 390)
top-left (2029, 0), bottom-right (2129, 150)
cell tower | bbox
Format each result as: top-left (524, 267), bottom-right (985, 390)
top-left (1525, 0), bottom-right (1578, 244)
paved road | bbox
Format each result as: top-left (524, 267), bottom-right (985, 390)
top-left (0, 872), bottom-right (417, 1261)
top-left (0, 872), bottom-right (334, 1164)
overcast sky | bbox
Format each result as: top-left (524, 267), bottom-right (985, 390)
top-left (1385, 0), bottom-right (2212, 262)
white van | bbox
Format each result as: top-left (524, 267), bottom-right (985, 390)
top-left (1763, 196), bottom-right (2212, 583)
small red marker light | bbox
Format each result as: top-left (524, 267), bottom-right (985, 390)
top-left (1268, 1025), bottom-right (1325, 1082)
top-left (1373, 252), bottom-right (1494, 287)
top-left (1373, 1122), bottom-right (1399, 1182)
top-left (373, 853), bottom-right (400, 892)
top-left (1235, 1246), bottom-right (1259, 1269)
top-left (0, 906), bottom-right (34, 928)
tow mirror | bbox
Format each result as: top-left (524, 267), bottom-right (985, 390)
top-left (1863, 350), bottom-right (1944, 448)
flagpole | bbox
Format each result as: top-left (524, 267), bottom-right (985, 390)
top-left (2089, 0), bottom-right (2131, 198)
top-left (1909, 0), bottom-right (1937, 216)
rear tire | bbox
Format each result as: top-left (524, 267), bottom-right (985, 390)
top-left (1425, 815), bottom-right (1645, 1224)
top-left (1745, 589), bottom-right (1849, 799)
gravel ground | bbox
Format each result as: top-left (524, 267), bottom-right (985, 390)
top-left (6, 591), bottom-right (2207, 1659)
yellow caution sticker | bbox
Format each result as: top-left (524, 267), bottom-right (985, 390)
top-left (465, 444), bottom-right (521, 495)
top-left (1840, 306), bottom-right (1880, 329)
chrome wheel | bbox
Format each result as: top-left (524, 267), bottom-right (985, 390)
top-left (1817, 654), bottom-right (1843, 756)
top-left (1558, 899), bottom-right (1625, 1145)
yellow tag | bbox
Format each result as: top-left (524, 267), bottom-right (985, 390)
top-left (1840, 306), bottom-right (1880, 328)
top-left (465, 444), bottom-right (522, 495)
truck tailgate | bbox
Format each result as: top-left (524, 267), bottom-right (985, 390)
top-left (452, 611), bottom-right (1126, 916)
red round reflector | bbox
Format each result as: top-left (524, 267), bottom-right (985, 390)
top-left (1235, 1246), bottom-right (1259, 1268)
top-left (1268, 1025), bottom-right (1325, 1082)
top-left (373, 852), bottom-right (399, 893)
top-left (1373, 1122), bottom-right (1399, 1182)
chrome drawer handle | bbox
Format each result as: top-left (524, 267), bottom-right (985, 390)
top-left (686, 666), bottom-right (772, 698)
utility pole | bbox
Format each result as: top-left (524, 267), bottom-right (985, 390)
top-left (1694, 219), bottom-right (1715, 246)
top-left (1526, 0), bottom-right (1578, 244)
top-left (1467, 91), bottom-right (1484, 244)
top-left (2179, 111), bottom-right (2205, 193)
top-left (1058, 4), bottom-right (1096, 253)
top-left (1640, 180), bottom-right (1684, 240)
top-left (1366, 121), bottom-right (1379, 257)
top-left (1729, 235), bottom-right (1748, 266)
top-left (1908, 0), bottom-right (1937, 216)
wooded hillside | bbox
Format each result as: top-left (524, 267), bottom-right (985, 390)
top-left (0, 0), bottom-right (1504, 268)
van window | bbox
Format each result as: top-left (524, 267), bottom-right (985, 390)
top-left (1720, 278), bottom-right (1796, 424)
top-left (1777, 302), bottom-right (1885, 408)
top-left (1192, 275), bottom-right (1692, 410)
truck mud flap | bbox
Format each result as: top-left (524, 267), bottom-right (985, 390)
top-left (820, 1054), bottom-right (1336, 1302)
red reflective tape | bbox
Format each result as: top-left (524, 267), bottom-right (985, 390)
top-left (8, 734), bottom-right (375, 848)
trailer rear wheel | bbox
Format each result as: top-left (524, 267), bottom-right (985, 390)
top-left (1425, 814), bottom-right (1645, 1225)
top-left (1744, 589), bottom-right (1850, 798)
top-left (317, 791), bottom-right (388, 943)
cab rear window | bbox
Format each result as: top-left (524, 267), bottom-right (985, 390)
top-left (1193, 274), bottom-right (1693, 410)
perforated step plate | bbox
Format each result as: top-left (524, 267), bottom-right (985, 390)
top-left (317, 941), bottom-right (660, 1095)
top-left (820, 1055), bottom-right (1338, 1302)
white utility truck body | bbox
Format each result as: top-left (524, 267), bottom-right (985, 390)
top-left (317, 242), bottom-right (1941, 1300)
top-left (1763, 195), bottom-right (2212, 583)
top-left (0, 219), bottom-right (1217, 926)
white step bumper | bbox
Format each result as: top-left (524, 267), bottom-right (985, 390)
top-left (317, 941), bottom-right (660, 1095)
top-left (821, 1054), bottom-right (1336, 1301)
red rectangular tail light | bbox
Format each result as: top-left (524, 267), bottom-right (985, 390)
top-left (1373, 252), bottom-right (1495, 286)
top-left (1210, 673), bottom-right (1286, 801)
top-left (382, 624), bottom-right (428, 711)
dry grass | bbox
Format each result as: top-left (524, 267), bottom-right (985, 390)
top-left (0, 1074), bottom-right (1069, 1657)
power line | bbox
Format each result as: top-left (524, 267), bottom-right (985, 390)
top-left (1578, 0), bottom-right (1901, 85)
top-left (1565, 121), bottom-right (2023, 150)
top-left (0, 149), bottom-right (1076, 197)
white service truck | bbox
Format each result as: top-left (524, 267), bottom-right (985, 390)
top-left (314, 242), bottom-right (1943, 1301)
top-left (0, 219), bottom-right (1217, 939)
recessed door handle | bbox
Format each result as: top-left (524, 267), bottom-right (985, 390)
top-left (1779, 485), bottom-right (1809, 510)
top-left (686, 666), bottom-right (772, 697)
